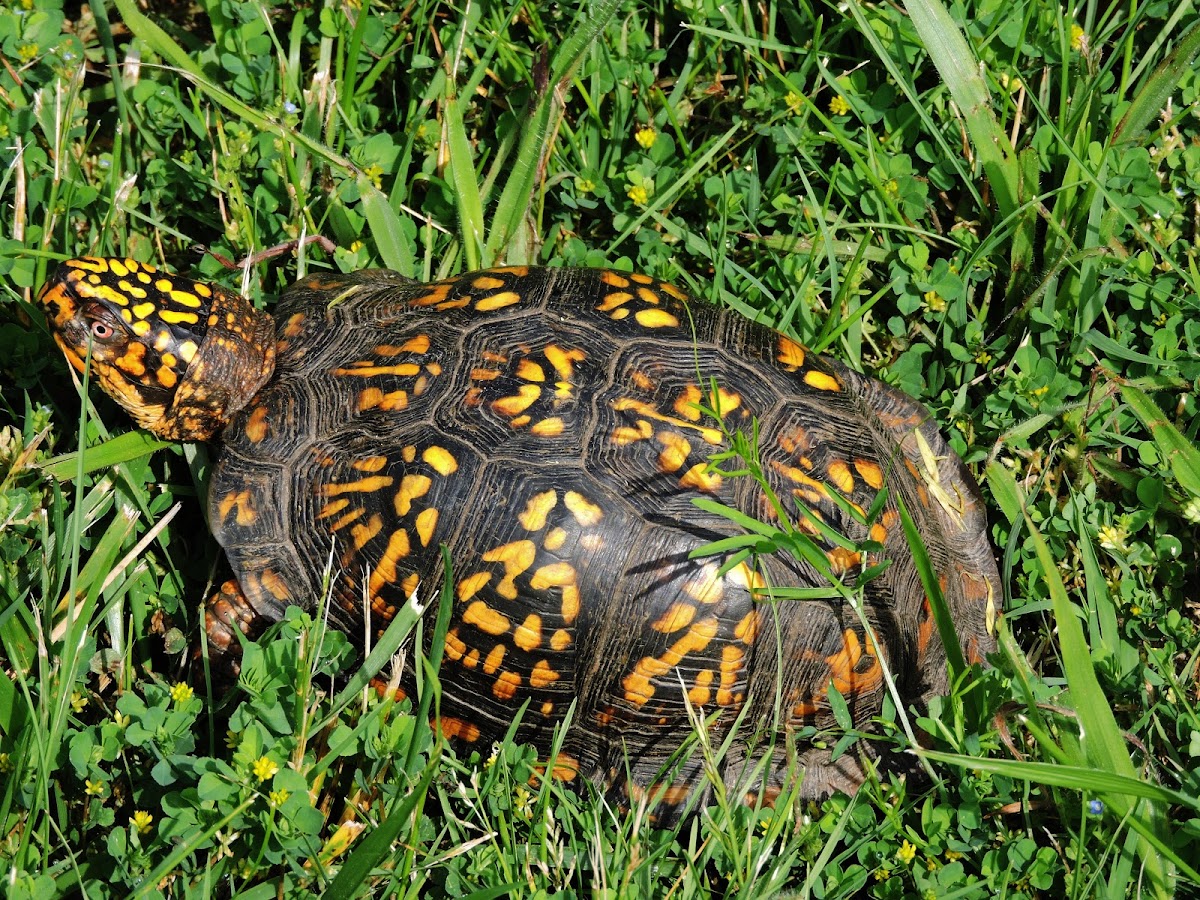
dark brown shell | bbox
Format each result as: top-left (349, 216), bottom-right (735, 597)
top-left (212, 266), bottom-right (999, 812)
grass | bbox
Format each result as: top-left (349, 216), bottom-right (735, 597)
top-left (3, 0), bottom-right (1200, 896)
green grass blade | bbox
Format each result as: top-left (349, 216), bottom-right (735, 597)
top-left (1121, 384), bottom-right (1200, 499)
top-left (358, 178), bottom-right (414, 276)
top-left (443, 77), bottom-right (485, 271)
top-left (901, 0), bottom-right (1019, 219)
top-left (483, 0), bottom-right (622, 263)
top-left (39, 431), bottom-right (171, 481)
top-left (1113, 20), bottom-right (1200, 144)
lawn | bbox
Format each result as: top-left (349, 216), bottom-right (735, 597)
top-left (2, 0), bottom-right (1200, 896)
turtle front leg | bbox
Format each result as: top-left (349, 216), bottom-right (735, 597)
top-left (204, 578), bottom-right (273, 660)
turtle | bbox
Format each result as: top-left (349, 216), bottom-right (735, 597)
top-left (39, 256), bottom-right (999, 816)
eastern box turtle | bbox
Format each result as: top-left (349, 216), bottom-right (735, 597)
top-left (40, 257), bottom-right (999, 814)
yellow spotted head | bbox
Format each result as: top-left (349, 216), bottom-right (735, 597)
top-left (39, 257), bottom-right (277, 441)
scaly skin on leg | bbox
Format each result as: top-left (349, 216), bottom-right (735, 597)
top-left (204, 578), bottom-right (271, 660)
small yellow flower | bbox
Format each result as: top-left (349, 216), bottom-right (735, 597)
top-left (945, 849), bottom-right (963, 861)
top-left (923, 290), bottom-right (946, 312)
top-left (513, 785), bottom-right (533, 819)
top-left (170, 682), bottom-right (194, 705)
top-left (1182, 496), bottom-right (1200, 524)
top-left (974, 349), bottom-right (992, 366)
top-left (269, 789), bottom-right (290, 807)
top-left (575, 176), bottom-right (595, 194)
top-left (785, 91), bottom-right (805, 113)
top-left (131, 810), bottom-right (154, 834)
top-left (634, 125), bottom-right (657, 149)
top-left (484, 742), bottom-right (501, 769)
top-left (225, 730), bottom-right (240, 749)
top-left (874, 867), bottom-right (891, 881)
top-left (85, 779), bottom-right (106, 797)
top-left (627, 184), bottom-right (650, 206)
top-left (114, 711), bottom-right (130, 728)
top-left (0, 754), bottom-right (12, 774)
top-left (829, 95), bottom-right (850, 116)
top-left (364, 163), bottom-right (384, 189)
top-left (349, 240), bottom-right (364, 253)
top-left (1097, 523), bottom-right (1129, 552)
top-left (897, 839), bottom-right (917, 865)
top-left (1070, 24), bottom-right (1087, 52)
top-left (17, 43), bottom-right (38, 63)
top-left (71, 691), bottom-right (88, 713)
top-left (251, 756), bottom-right (279, 783)
top-left (1129, 604), bottom-right (1142, 617)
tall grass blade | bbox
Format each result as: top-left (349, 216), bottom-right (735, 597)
top-left (900, 0), bottom-right (1019, 219)
top-left (1113, 20), bottom-right (1200, 144)
top-left (1121, 384), bottom-right (1200, 500)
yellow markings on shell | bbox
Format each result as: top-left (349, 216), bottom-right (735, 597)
top-left (352, 455), bottom-right (389, 473)
top-left (284, 313), bottom-right (306, 338)
top-left (156, 366), bottom-right (178, 389)
top-left (358, 387), bottom-right (409, 411)
top-left (545, 345), bottom-right (585, 380)
top-left (630, 273), bottom-right (652, 284)
top-left (472, 275), bottom-right (507, 290)
top-left (518, 490), bottom-right (558, 531)
top-left (869, 522), bottom-right (888, 545)
top-left (726, 560), bottom-right (766, 594)
top-left (530, 660), bottom-right (559, 688)
top-left (550, 628), bottom-right (572, 650)
top-left (672, 385), bottom-right (703, 422)
top-left (657, 431), bottom-right (691, 473)
top-left (345, 514), bottom-right (384, 561)
top-left (826, 629), bottom-right (882, 697)
top-left (401, 445), bottom-right (417, 463)
top-left (475, 290), bottom-right (521, 311)
top-left (368, 528), bottom-right (411, 597)
top-left (373, 334), bottom-right (430, 355)
top-left (611, 418), bottom-right (653, 446)
top-left (192, 281), bottom-right (212, 297)
top-left (680, 462), bottom-right (722, 493)
top-left (634, 308), bottom-right (679, 329)
top-left (444, 629), bottom-right (467, 661)
top-left (130, 320), bottom-right (152, 337)
top-left (492, 383), bottom-right (541, 418)
top-left (492, 671), bottom-right (521, 700)
top-left (650, 602), bottom-right (696, 634)
top-left (329, 508), bottom-right (364, 533)
top-left (563, 491), bottom-right (603, 526)
top-left (689, 670), bottom-right (714, 705)
top-left (463, 600), bottom-right (511, 635)
top-left (395, 474), bottom-right (432, 515)
top-left (612, 398), bottom-right (723, 444)
top-left (622, 616), bottom-right (720, 705)
top-left (483, 643), bottom-right (506, 674)
top-left (217, 489), bottom-right (257, 526)
top-left (107, 259), bottom-right (130, 277)
top-left (422, 446), bottom-right (458, 475)
top-left (597, 291), bottom-right (633, 313)
top-left (636, 287), bottom-right (659, 305)
top-left (601, 271), bottom-right (630, 288)
top-left (516, 359), bottom-right (545, 381)
top-left (323, 475), bottom-right (395, 496)
top-left (410, 283), bottom-right (452, 307)
top-left (716, 645), bottom-right (744, 706)
top-left (482, 540), bottom-right (537, 599)
top-left (826, 547), bottom-right (862, 575)
top-left (827, 459), bottom-right (854, 493)
top-left (131, 301), bottom-right (155, 319)
top-left (529, 562), bottom-right (581, 623)
top-left (244, 406), bottom-right (269, 443)
top-left (440, 717), bottom-right (481, 742)
top-left (777, 336), bottom-right (806, 368)
top-left (332, 362), bottom-right (421, 377)
top-left (513, 613), bottom-right (542, 651)
top-left (530, 417), bottom-right (564, 437)
top-left (683, 563), bottom-right (723, 605)
top-left (543, 527), bottom-right (567, 551)
top-left (854, 459), bottom-right (884, 489)
top-left (457, 572), bottom-right (492, 602)
top-left (471, 367), bottom-right (501, 382)
top-left (803, 369), bottom-right (841, 392)
top-left (178, 340), bottom-right (199, 365)
top-left (415, 508), bottom-right (438, 546)
top-left (734, 609), bottom-right (760, 643)
top-left (318, 498), bottom-right (349, 520)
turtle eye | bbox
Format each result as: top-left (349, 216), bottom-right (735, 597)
top-left (90, 320), bottom-right (116, 340)
top-left (82, 302), bottom-right (123, 343)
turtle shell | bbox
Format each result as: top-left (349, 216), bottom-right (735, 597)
top-left (210, 265), bottom-right (998, 812)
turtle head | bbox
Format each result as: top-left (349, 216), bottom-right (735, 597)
top-left (39, 257), bottom-right (276, 441)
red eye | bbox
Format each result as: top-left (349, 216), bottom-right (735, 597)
top-left (90, 320), bottom-right (115, 340)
